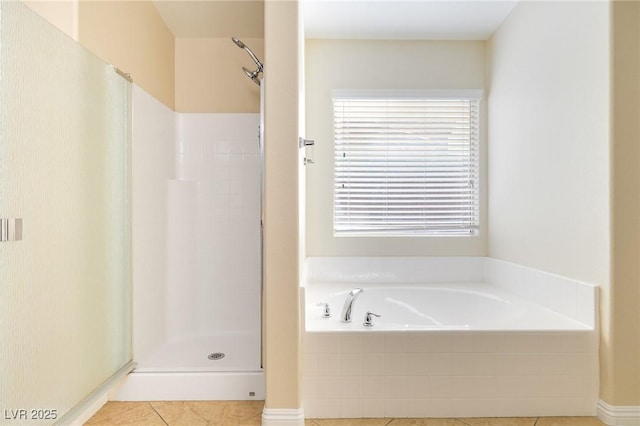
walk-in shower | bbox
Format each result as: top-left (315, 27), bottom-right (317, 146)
top-left (115, 38), bottom-right (265, 401)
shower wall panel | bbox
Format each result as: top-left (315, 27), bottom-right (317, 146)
top-left (131, 85), bottom-right (175, 363)
top-left (166, 179), bottom-right (198, 342)
top-left (176, 114), bottom-right (261, 338)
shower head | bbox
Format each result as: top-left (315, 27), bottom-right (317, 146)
top-left (232, 37), bottom-right (245, 49)
top-left (231, 36), bottom-right (264, 82)
top-left (231, 36), bottom-right (262, 69)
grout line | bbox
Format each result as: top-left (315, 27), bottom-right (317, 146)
top-left (148, 402), bottom-right (169, 426)
top-left (533, 418), bottom-right (539, 426)
top-left (455, 419), bottom-right (474, 426)
top-left (236, 401), bottom-right (264, 423)
top-left (384, 419), bottom-right (395, 426)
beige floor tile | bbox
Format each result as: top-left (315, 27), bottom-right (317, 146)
top-left (232, 412), bottom-right (263, 426)
top-left (88, 402), bottom-right (606, 426)
top-left (313, 419), bottom-right (391, 426)
top-left (456, 418), bottom-right (537, 426)
top-left (214, 400), bottom-right (264, 425)
top-left (84, 402), bottom-right (166, 425)
top-left (150, 400), bottom-right (264, 425)
top-left (149, 401), bottom-right (213, 425)
top-left (388, 419), bottom-right (465, 426)
top-left (535, 417), bottom-right (605, 426)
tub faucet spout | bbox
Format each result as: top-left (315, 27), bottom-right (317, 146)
top-left (341, 288), bottom-right (364, 323)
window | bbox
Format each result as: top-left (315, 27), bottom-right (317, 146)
top-left (333, 91), bottom-right (480, 236)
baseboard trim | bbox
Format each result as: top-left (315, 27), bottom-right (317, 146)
top-left (597, 400), bottom-right (640, 426)
top-left (56, 360), bottom-right (135, 425)
top-left (262, 407), bottom-right (305, 426)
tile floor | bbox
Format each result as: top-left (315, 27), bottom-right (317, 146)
top-left (86, 401), bottom-right (606, 426)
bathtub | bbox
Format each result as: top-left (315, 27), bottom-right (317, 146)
top-left (301, 257), bottom-right (599, 419)
top-left (305, 282), bottom-right (592, 332)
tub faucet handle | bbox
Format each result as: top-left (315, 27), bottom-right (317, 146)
top-left (363, 311), bottom-right (381, 327)
top-left (316, 302), bottom-right (331, 318)
top-left (321, 302), bottom-right (331, 318)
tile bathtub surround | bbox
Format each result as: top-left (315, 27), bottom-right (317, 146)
top-left (484, 258), bottom-right (598, 328)
top-left (302, 258), bottom-right (599, 418)
top-left (302, 332), bottom-right (599, 419)
top-left (304, 257), bottom-right (598, 329)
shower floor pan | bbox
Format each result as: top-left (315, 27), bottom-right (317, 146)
top-left (134, 332), bottom-right (261, 372)
top-left (114, 332), bottom-right (264, 401)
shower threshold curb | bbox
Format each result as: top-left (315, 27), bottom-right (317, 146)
top-left (112, 370), bottom-right (265, 401)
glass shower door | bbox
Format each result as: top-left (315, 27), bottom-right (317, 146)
top-left (0, 2), bottom-right (131, 423)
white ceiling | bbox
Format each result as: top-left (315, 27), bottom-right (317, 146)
top-left (153, 0), bottom-right (517, 41)
top-left (303, 0), bottom-right (519, 40)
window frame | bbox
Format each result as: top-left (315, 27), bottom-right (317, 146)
top-left (332, 89), bottom-right (483, 237)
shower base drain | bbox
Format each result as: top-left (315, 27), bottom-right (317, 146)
top-left (208, 352), bottom-right (225, 361)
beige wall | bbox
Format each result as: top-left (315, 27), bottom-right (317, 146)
top-left (175, 38), bottom-right (263, 113)
top-left (24, 1), bottom-right (267, 115)
top-left (305, 39), bottom-right (487, 257)
top-left (487, 1), bottom-right (610, 285)
top-left (78, 1), bottom-right (175, 109)
top-left (487, 0), bottom-right (640, 407)
top-left (298, 10), bottom-right (307, 280)
top-left (24, 0), bottom-right (175, 110)
top-left (263, 0), bottom-right (301, 411)
top-left (608, 0), bottom-right (640, 406)
top-left (22, 0), bottom-right (78, 40)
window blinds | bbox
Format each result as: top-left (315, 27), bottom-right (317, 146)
top-left (333, 96), bottom-right (480, 236)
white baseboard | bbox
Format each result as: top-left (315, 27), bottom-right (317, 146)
top-left (597, 400), bottom-right (640, 426)
top-left (262, 408), bottom-right (305, 426)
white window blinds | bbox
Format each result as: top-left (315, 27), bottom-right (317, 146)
top-left (333, 94), bottom-right (480, 236)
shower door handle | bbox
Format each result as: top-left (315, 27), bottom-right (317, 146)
top-left (0, 218), bottom-right (23, 242)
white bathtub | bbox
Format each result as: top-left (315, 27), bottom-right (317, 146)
top-left (301, 257), bottom-right (599, 419)
top-left (305, 282), bottom-right (592, 332)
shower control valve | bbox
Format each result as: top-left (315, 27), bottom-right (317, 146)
top-left (299, 137), bottom-right (316, 166)
top-left (299, 137), bottom-right (315, 148)
top-left (363, 311), bottom-right (381, 327)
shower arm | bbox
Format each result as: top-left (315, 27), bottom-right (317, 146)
top-left (244, 48), bottom-right (264, 73)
